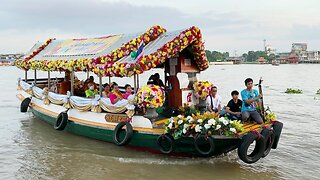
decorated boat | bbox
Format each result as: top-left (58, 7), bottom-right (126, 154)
top-left (15, 25), bottom-right (283, 164)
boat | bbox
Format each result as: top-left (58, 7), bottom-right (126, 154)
top-left (272, 60), bottom-right (280, 66)
top-left (15, 25), bottom-right (283, 164)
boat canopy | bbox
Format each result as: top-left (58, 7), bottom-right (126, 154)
top-left (15, 25), bottom-right (208, 77)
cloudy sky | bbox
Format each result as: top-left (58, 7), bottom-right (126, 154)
top-left (1, 0), bottom-right (319, 55)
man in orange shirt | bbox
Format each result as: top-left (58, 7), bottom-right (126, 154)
top-left (59, 72), bottom-right (71, 95)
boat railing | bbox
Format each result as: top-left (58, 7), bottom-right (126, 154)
top-left (18, 80), bottom-right (135, 114)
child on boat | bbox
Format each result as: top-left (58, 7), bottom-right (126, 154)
top-left (226, 90), bottom-right (242, 120)
top-left (102, 83), bottom-right (111, 98)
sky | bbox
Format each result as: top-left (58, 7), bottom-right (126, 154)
top-left (0, 0), bottom-right (319, 55)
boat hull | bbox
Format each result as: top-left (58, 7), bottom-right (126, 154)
top-left (29, 105), bottom-right (240, 156)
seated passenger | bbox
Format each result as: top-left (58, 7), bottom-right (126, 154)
top-left (123, 84), bottom-right (133, 99)
top-left (147, 74), bottom-right (155, 85)
top-left (206, 86), bottom-right (222, 117)
top-left (59, 74), bottom-right (71, 95)
top-left (226, 90), bottom-right (243, 120)
top-left (85, 85), bottom-right (98, 98)
top-left (241, 78), bottom-right (263, 124)
top-left (85, 76), bottom-right (97, 90)
top-left (109, 82), bottom-right (124, 104)
top-left (153, 73), bottom-right (165, 89)
top-left (102, 83), bottom-right (111, 98)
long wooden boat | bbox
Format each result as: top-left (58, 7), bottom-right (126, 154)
top-left (15, 25), bottom-right (283, 164)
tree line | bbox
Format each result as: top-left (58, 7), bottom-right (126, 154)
top-left (205, 50), bottom-right (276, 62)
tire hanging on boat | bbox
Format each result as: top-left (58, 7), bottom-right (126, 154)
top-left (113, 121), bottom-right (133, 146)
top-left (271, 121), bottom-right (283, 149)
top-left (194, 134), bottom-right (215, 156)
top-left (260, 127), bottom-right (275, 158)
top-left (54, 111), bottom-right (68, 131)
top-left (20, 97), bottom-right (31, 112)
top-left (238, 131), bottom-right (266, 164)
top-left (157, 133), bottom-right (174, 154)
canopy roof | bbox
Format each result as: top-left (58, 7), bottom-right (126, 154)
top-left (15, 25), bottom-right (208, 77)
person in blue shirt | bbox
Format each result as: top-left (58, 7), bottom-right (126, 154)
top-left (241, 78), bottom-right (263, 124)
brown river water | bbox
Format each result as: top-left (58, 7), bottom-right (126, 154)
top-left (0, 64), bottom-right (319, 180)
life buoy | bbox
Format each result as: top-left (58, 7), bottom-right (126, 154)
top-left (113, 121), bottom-right (133, 146)
top-left (272, 121), bottom-right (283, 149)
top-left (157, 133), bottom-right (174, 154)
top-left (54, 111), bottom-right (68, 131)
top-left (20, 97), bottom-right (31, 112)
top-left (194, 134), bottom-right (215, 156)
top-left (238, 131), bottom-right (266, 164)
top-left (260, 127), bottom-right (275, 158)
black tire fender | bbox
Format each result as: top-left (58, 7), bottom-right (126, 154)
top-left (113, 121), bottom-right (133, 146)
top-left (238, 131), bottom-right (266, 164)
top-left (261, 127), bottom-right (275, 158)
top-left (20, 97), bottom-right (31, 112)
top-left (54, 111), bottom-right (68, 131)
top-left (272, 121), bottom-right (283, 149)
top-left (157, 133), bottom-right (174, 154)
top-left (194, 134), bottom-right (215, 156)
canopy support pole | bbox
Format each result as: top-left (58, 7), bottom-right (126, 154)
top-left (24, 70), bottom-right (27, 81)
top-left (99, 76), bottom-right (103, 97)
top-left (87, 71), bottom-right (89, 79)
top-left (133, 75), bottom-right (137, 94)
top-left (108, 77), bottom-right (111, 84)
top-left (137, 74), bottom-right (140, 91)
top-left (34, 70), bottom-right (37, 85)
top-left (48, 71), bottom-right (51, 89)
top-left (70, 71), bottom-right (74, 96)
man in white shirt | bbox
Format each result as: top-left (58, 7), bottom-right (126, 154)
top-left (206, 86), bottom-right (222, 117)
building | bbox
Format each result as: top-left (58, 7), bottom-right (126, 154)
top-left (257, 57), bottom-right (267, 64)
top-left (226, 56), bottom-right (244, 64)
top-left (0, 54), bottom-right (24, 66)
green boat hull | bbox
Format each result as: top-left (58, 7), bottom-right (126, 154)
top-left (31, 107), bottom-right (240, 156)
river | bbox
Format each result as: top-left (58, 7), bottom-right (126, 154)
top-left (0, 64), bottom-right (319, 180)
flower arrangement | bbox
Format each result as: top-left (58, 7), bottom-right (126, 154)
top-left (265, 112), bottom-right (277, 122)
top-left (193, 81), bottom-right (213, 100)
top-left (164, 112), bottom-right (244, 139)
top-left (285, 88), bottom-right (303, 94)
top-left (178, 103), bottom-right (199, 117)
top-left (136, 84), bottom-right (165, 108)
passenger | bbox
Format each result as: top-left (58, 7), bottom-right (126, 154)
top-left (153, 73), bottom-right (165, 89)
top-left (226, 90), bottom-right (243, 120)
top-left (147, 74), bottom-right (155, 85)
top-left (123, 84), bottom-right (133, 99)
top-left (85, 76), bottom-right (97, 90)
top-left (206, 86), bottom-right (222, 117)
top-left (109, 82), bottom-right (124, 104)
top-left (102, 83), bottom-right (111, 98)
top-left (85, 84), bottom-right (98, 98)
top-left (59, 72), bottom-right (71, 95)
top-left (241, 78), bottom-right (263, 124)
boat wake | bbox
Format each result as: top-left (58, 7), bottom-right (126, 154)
top-left (114, 152), bottom-right (239, 165)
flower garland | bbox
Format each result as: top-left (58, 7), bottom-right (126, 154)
top-left (15, 38), bottom-right (55, 70)
top-left (193, 81), bottom-right (213, 100)
top-left (15, 26), bottom-right (209, 77)
top-left (92, 26), bottom-right (209, 77)
top-left (136, 84), bottom-right (165, 108)
top-left (164, 112), bottom-right (244, 139)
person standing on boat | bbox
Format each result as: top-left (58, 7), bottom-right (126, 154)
top-left (226, 90), bottom-right (242, 120)
top-left (241, 78), bottom-right (263, 124)
top-left (109, 82), bottom-right (124, 104)
top-left (206, 86), bottom-right (222, 117)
